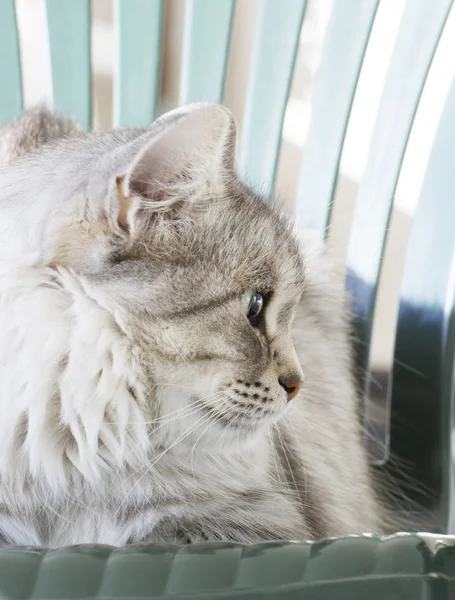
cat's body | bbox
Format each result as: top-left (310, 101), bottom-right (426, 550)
top-left (0, 105), bottom-right (385, 547)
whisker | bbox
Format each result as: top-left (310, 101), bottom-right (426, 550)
top-left (274, 424), bottom-right (301, 503)
top-left (189, 403), bottom-right (232, 472)
top-left (118, 412), bottom-right (212, 513)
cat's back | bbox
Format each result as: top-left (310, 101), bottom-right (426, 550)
top-left (0, 107), bottom-right (80, 168)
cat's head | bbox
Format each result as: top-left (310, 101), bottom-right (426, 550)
top-left (5, 104), bottom-right (306, 463)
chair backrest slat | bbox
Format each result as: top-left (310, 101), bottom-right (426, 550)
top-left (295, 0), bottom-right (379, 238)
top-left (179, 0), bottom-right (234, 105)
top-left (114, 0), bottom-right (163, 127)
top-left (0, 0), bottom-right (23, 125)
top-left (239, 0), bottom-right (306, 193)
top-left (386, 72), bottom-right (455, 532)
top-left (345, 0), bottom-right (453, 404)
top-left (46, 0), bottom-right (92, 129)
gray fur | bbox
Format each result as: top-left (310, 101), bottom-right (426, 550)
top-left (0, 105), bottom-right (390, 547)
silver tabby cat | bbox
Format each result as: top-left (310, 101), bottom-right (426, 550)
top-left (0, 104), bottom-right (386, 546)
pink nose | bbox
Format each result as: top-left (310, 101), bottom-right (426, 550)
top-left (278, 378), bottom-right (303, 401)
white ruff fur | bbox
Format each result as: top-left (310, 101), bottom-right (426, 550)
top-left (0, 267), bottom-right (149, 485)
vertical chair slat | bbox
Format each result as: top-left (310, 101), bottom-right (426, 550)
top-left (114, 0), bottom-right (163, 127)
top-left (295, 0), bottom-right (379, 237)
top-left (386, 73), bottom-right (455, 533)
top-left (46, 0), bottom-right (91, 129)
top-left (0, 0), bottom-right (23, 125)
top-left (179, 0), bottom-right (234, 105)
top-left (239, 0), bottom-right (306, 193)
top-left (345, 0), bottom-right (453, 404)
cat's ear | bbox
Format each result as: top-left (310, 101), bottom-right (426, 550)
top-left (119, 104), bottom-right (236, 214)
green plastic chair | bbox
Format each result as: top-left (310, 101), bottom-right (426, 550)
top-left (1, 534), bottom-right (455, 600)
top-left (1, 0), bottom-right (455, 597)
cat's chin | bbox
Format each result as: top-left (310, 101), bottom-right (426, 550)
top-left (198, 402), bottom-right (283, 446)
top-left (204, 420), bottom-right (266, 450)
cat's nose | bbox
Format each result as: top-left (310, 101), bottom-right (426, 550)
top-left (278, 377), bottom-right (303, 401)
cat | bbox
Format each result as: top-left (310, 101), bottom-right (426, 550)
top-left (0, 103), bottom-right (387, 546)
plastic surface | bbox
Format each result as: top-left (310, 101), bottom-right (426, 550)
top-left (45, 0), bottom-right (92, 130)
top-left (346, 0), bottom-right (452, 400)
top-left (239, 0), bottom-right (306, 193)
top-left (294, 0), bottom-right (379, 237)
top-left (344, 0), bottom-right (454, 530)
top-left (179, 0), bottom-right (234, 105)
top-left (0, 0), bottom-right (23, 125)
top-left (1, 534), bottom-right (455, 599)
top-left (385, 71), bottom-right (455, 533)
top-left (114, 0), bottom-right (163, 127)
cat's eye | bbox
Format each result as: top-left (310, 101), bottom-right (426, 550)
top-left (242, 290), bottom-right (264, 321)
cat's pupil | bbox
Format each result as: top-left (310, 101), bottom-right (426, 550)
top-left (247, 292), bottom-right (264, 321)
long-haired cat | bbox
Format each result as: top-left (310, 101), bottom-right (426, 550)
top-left (0, 104), bottom-right (386, 546)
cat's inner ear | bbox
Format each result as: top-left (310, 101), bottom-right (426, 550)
top-left (122, 104), bottom-right (237, 205)
top-left (115, 175), bottom-right (134, 232)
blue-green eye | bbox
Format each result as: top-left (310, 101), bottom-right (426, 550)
top-left (242, 290), bottom-right (264, 321)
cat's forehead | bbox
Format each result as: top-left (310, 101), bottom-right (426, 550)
top-left (188, 187), bottom-right (305, 296)
top-left (130, 185), bottom-right (304, 307)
